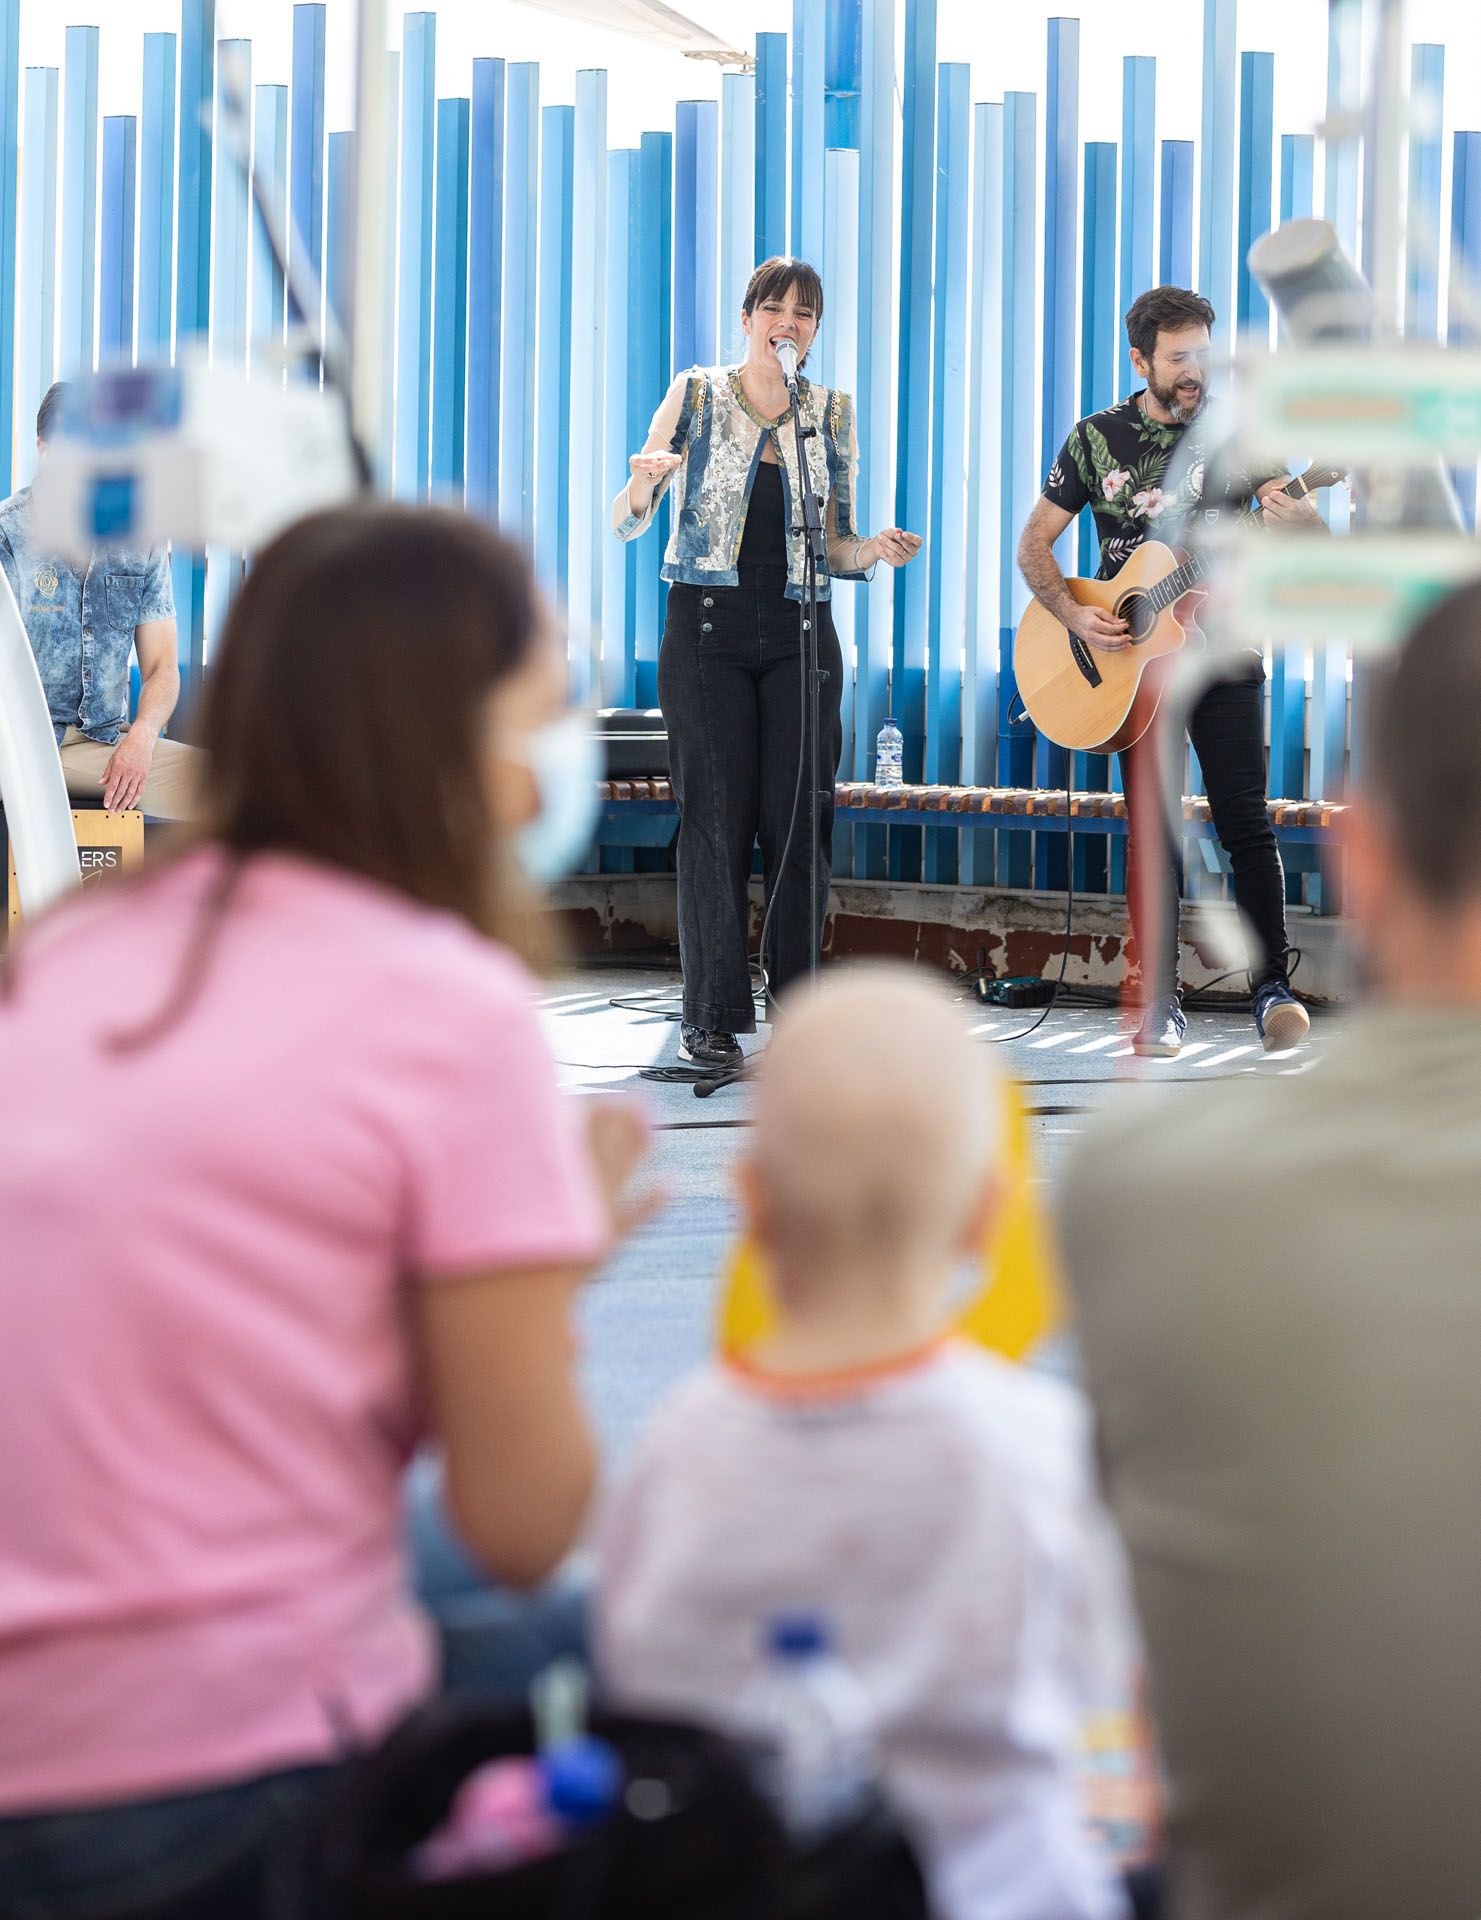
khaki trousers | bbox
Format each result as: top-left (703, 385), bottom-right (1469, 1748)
top-left (58, 726), bottom-right (202, 822)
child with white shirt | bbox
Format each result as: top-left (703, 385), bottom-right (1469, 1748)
top-left (593, 966), bottom-right (1137, 1920)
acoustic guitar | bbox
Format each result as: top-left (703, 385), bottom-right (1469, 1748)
top-left (1013, 463), bottom-right (1346, 753)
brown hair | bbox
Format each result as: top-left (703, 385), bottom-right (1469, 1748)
top-left (1366, 579), bottom-right (1481, 907)
top-left (36, 380), bottom-right (69, 442)
top-left (1124, 285), bottom-right (1215, 361)
top-left (96, 503), bottom-right (547, 1047)
top-left (742, 257), bottom-right (824, 324)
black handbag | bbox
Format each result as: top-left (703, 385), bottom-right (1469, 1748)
top-left (282, 1698), bottom-right (929, 1920)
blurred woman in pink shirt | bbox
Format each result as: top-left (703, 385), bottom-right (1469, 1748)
top-left (0, 505), bottom-right (640, 1918)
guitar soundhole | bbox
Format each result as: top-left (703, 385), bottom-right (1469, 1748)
top-left (1115, 591), bottom-right (1156, 643)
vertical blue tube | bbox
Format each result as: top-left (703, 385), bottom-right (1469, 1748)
top-left (998, 91), bottom-right (1036, 889)
top-left (1159, 140), bottom-right (1193, 286)
top-left (923, 64), bottom-right (968, 886)
top-left (633, 128), bottom-right (672, 709)
top-left (1270, 132), bottom-right (1314, 809)
top-left (720, 72), bottom-right (756, 360)
top-left (325, 128), bottom-right (350, 331)
top-left (1406, 45), bottom-right (1444, 337)
top-left (825, 0), bottom-right (862, 150)
top-left (791, 0), bottom-right (825, 264)
top-left (601, 148), bottom-right (637, 706)
top-left (1325, 0), bottom-right (1360, 257)
top-left (431, 96), bottom-right (469, 498)
top-left (176, 0), bottom-right (213, 345)
top-left (754, 33), bottom-right (787, 263)
top-left (175, 0), bottom-right (214, 688)
top-left (252, 85), bottom-right (288, 356)
top-left (211, 44), bottom-right (249, 365)
top-left (60, 26), bottom-right (98, 377)
top-left (1279, 131), bottom-right (1314, 227)
top-left (1236, 51), bottom-right (1274, 337)
top-left (1035, 21), bottom-right (1076, 888)
top-left (535, 103), bottom-right (573, 601)
top-left (394, 12), bottom-right (435, 501)
top-left (569, 69), bottom-right (606, 687)
top-left (0, 0), bottom-right (18, 492)
top-left (1120, 56), bottom-right (1155, 319)
top-left (1079, 142), bottom-right (1117, 570)
top-left (1077, 138), bottom-right (1117, 890)
top-left (17, 68), bottom-right (56, 486)
top-left (138, 35), bottom-right (175, 362)
top-left (823, 143), bottom-right (859, 876)
top-left (674, 100), bottom-right (718, 372)
top-left (854, 0), bottom-right (894, 882)
top-left (100, 117), bottom-right (136, 365)
top-left (205, 40), bottom-right (248, 662)
top-left (962, 100), bottom-right (1001, 887)
top-left (376, 50), bottom-right (398, 492)
top-left (892, 0), bottom-right (934, 870)
top-left (466, 58), bottom-right (505, 519)
top-left (291, 3), bottom-right (325, 291)
top-left (1198, 0), bottom-right (1236, 326)
top-left (499, 64), bottom-right (540, 541)
top-left (1448, 132), bottom-right (1481, 529)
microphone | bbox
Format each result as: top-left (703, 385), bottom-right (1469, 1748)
top-left (773, 337), bottom-right (800, 390)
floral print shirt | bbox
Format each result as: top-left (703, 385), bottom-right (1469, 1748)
top-left (1041, 392), bottom-right (1272, 581)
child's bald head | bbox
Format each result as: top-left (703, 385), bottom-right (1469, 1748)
top-left (744, 966), bottom-right (1003, 1277)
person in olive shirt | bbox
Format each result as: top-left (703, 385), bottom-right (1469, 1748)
top-left (1017, 285), bottom-right (1314, 1059)
top-left (0, 382), bottom-right (199, 818)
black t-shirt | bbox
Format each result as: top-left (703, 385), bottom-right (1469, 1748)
top-left (1042, 392), bottom-right (1273, 581)
top-left (738, 459), bottom-right (788, 574)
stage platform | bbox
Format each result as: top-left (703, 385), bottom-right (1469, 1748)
top-left (552, 960), bottom-right (1338, 1460)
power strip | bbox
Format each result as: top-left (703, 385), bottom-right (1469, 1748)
top-left (975, 975), bottom-right (1057, 1008)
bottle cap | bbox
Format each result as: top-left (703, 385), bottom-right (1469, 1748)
top-left (539, 1737), bottom-right (624, 1828)
top-left (765, 1611), bottom-right (831, 1658)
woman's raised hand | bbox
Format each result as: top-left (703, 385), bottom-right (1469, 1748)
top-left (629, 451), bottom-right (681, 503)
top-left (869, 528), bottom-right (923, 568)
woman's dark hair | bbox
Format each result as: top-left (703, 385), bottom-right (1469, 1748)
top-left (1123, 285), bottom-right (1216, 361)
top-left (741, 256), bottom-right (825, 324)
top-left (95, 503), bottom-right (546, 1048)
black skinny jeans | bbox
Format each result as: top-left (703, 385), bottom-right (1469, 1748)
top-left (658, 568), bottom-right (843, 1033)
top-left (1119, 661), bottom-right (1290, 1002)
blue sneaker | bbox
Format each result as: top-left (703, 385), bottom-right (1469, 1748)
top-left (1132, 994), bottom-right (1186, 1059)
top-left (1253, 980), bottom-right (1310, 1052)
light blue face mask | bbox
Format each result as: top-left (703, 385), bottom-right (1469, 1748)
top-left (512, 711), bottom-right (604, 882)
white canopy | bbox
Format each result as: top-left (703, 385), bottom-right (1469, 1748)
top-left (510, 0), bottom-right (751, 66)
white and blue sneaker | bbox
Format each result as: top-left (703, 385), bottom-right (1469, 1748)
top-left (1253, 980), bottom-right (1310, 1052)
top-left (1132, 994), bottom-right (1187, 1059)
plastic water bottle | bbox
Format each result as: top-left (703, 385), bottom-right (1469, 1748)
top-left (737, 1613), bottom-right (876, 1842)
top-left (875, 716), bottom-right (904, 787)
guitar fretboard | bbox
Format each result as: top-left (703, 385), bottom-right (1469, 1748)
top-left (1137, 469), bottom-right (1320, 617)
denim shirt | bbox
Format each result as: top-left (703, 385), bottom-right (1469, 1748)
top-left (611, 365), bottom-right (874, 603)
top-left (0, 486), bottom-right (175, 745)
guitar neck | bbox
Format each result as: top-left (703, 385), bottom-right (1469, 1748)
top-left (1143, 471), bottom-right (1321, 615)
top-left (1143, 549), bottom-right (1208, 616)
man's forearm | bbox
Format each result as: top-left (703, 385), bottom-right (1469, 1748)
top-left (131, 666), bottom-right (180, 743)
top-left (1017, 537), bottom-right (1081, 627)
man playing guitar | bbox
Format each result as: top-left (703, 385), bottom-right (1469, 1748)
top-left (1017, 284), bottom-right (1315, 1058)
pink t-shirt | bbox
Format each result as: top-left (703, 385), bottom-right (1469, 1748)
top-left (0, 848), bottom-right (605, 1812)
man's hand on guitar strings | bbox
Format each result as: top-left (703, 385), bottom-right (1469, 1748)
top-left (1072, 603), bottom-right (1133, 652)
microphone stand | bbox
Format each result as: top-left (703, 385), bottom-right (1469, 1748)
top-left (784, 360), bottom-right (828, 993)
top-left (693, 357), bottom-right (828, 1097)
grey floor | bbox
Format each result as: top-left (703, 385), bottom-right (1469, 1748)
top-left (554, 961), bottom-right (1337, 1464)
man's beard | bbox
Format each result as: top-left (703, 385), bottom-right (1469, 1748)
top-left (1148, 368), bottom-right (1205, 423)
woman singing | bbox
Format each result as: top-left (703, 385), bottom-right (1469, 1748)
top-left (612, 257), bottom-right (921, 1072)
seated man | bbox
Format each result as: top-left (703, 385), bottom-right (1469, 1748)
top-left (1062, 578), bottom-right (1481, 1920)
top-left (0, 382), bottom-right (198, 818)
